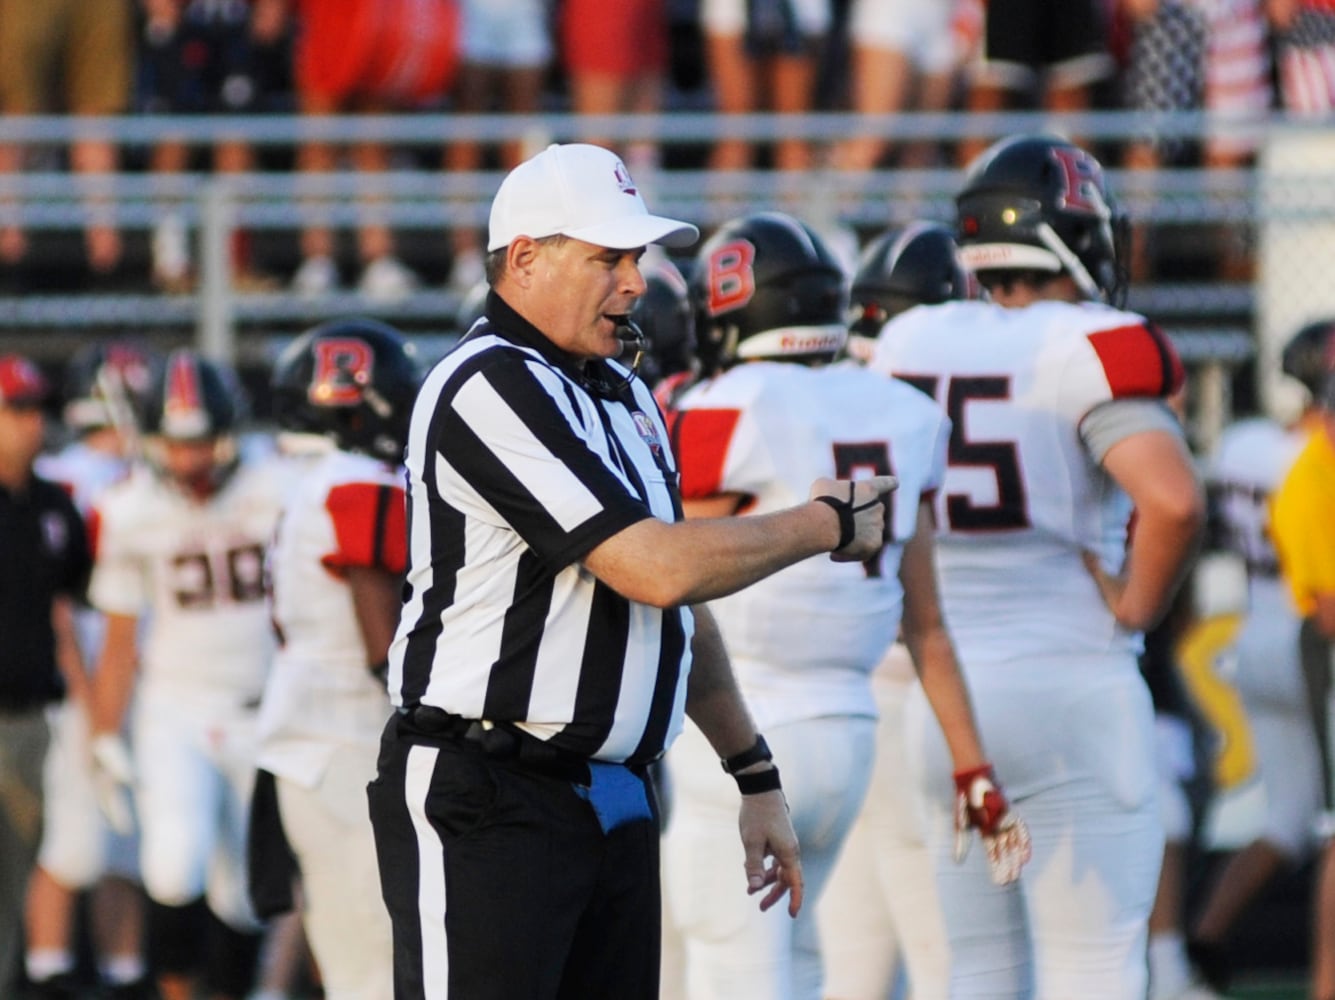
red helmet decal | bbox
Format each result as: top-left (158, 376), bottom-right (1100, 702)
top-left (310, 338), bottom-right (374, 406)
top-left (705, 239), bottom-right (756, 316)
top-left (1048, 146), bottom-right (1107, 217)
top-left (165, 352), bottom-right (202, 414)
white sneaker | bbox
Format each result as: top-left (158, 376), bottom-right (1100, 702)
top-left (292, 255), bottom-right (338, 298)
top-left (359, 255), bottom-right (419, 303)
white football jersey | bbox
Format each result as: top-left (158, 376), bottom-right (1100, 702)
top-left (37, 441), bottom-right (131, 517)
top-left (89, 455), bottom-right (290, 703)
top-left (258, 447), bottom-right (406, 787)
top-left (671, 360), bottom-right (949, 727)
top-left (1208, 416), bottom-right (1306, 582)
top-left (870, 299), bottom-right (1184, 664)
top-left (1208, 416), bottom-right (1309, 704)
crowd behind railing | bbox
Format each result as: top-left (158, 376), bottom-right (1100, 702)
top-left (0, 0), bottom-right (1331, 302)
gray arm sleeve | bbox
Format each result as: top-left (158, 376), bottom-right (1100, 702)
top-left (1078, 398), bottom-right (1185, 464)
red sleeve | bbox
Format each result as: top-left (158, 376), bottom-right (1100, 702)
top-left (668, 407), bottom-right (741, 499)
top-left (322, 482), bottom-right (408, 575)
top-left (1086, 321), bottom-right (1185, 399)
top-left (85, 506), bottom-right (102, 561)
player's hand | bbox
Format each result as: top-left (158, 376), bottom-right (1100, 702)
top-left (738, 783), bottom-right (804, 916)
top-left (809, 475), bottom-right (898, 562)
top-left (1081, 550), bottom-right (1128, 618)
top-left (952, 763), bottom-right (1031, 886)
top-left (90, 732), bottom-right (135, 836)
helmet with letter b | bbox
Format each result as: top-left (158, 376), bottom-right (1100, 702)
top-left (271, 318), bottom-right (422, 464)
top-left (688, 210), bottom-right (847, 377)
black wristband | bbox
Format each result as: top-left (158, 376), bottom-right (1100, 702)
top-left (812, 494), bottom-right (855, 550)
top-left (721, 734), bottom-right (773, 775)
top-left (734, 765), bottom-right (782, 796)
top-left (370, 659), bottom-right (389, 683)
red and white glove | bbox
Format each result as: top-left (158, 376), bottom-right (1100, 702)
top-left (953, 764), bottom-right (1032, 886)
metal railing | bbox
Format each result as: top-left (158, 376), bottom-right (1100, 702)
top-left (3, 108), bottom-right (1333, 439)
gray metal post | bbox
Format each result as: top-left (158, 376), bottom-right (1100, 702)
top-left (198, 180), bottom-right (236, 364)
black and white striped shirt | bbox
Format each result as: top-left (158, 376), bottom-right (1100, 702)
top-left (388, 293), bottom-right (693, 765)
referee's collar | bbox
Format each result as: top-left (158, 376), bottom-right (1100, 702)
top-left (483, 290), bottom-right (629, 400)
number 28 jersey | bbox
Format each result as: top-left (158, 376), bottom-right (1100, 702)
top-left (89, 457), bottom-right (290, 702)
top-left (870, 299), bottom-right (1184, 664)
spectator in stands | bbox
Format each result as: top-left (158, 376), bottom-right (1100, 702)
top-left (700, 0), bottom-right (833, 173)
top-left (442, 0), bottom-right (552, 293)
top-left (559, 0), bottom-right (668, 170)
top-left (956, 0), bottom-right (1114, 166)
top-left (1117, 0), bottom-right (1271, 282)
top-left (0, 0), bottom-right (134, 279)
top-left (1270, 0), bottom-right (1335, 114)
top-left (830, 0), bottom-right (969, 173)
top-left (289, 0), bottom-right (458, 301)
top-left (138, 0), bottom-right (293, 293)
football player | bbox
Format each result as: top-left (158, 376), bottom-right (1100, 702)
top-left (25, 341), bottom-right (158, 1000)
top-left (660, 210), bottom-right (1028, 1000)
top-left (816, 220), bottom-right (971, 1000)
top-left (87, 349), bottom-right (290, 1000)
top-left (870, 134), bottom-right (1205, 998)
top-left (258, 318), bottom-right (421, 1000)
top-left (1179, 320), bottom-right (1334, 995)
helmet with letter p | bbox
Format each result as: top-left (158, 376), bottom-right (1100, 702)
top-left (955, 134), bottom-right (1127, 306)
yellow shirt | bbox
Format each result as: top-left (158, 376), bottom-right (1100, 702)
top-left (1272, 425), bottom-right (1335, 616)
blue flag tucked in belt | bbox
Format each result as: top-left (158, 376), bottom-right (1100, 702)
top-left (573, 762), bottom-right (652, 834)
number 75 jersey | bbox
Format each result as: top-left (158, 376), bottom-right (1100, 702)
top-left (869, 298), bottom-right (1184, 663)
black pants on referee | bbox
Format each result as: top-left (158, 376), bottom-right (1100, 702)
top-left (367, 714), bottom-right (662, 999)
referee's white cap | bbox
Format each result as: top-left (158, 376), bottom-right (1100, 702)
top-left (487, 143), bottom-right (699, 253)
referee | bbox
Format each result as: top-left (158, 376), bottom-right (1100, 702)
top-left (367, 142), bottom-right (896, 1000)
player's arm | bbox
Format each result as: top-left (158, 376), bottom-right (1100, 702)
top-left (683, 603), bottom-right (803, 917)
top-left (89, 612), bottom-right (140, 737)
top-left (347, 565), bottom-right (400, 674)
top-left (1089, 418), bottom-right (1205, 631)
top-left (51, 595), bottom-right (88, 705)
top-left (898, 499), bottom-right (986, 771)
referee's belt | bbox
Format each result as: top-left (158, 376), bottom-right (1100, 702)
top-left (400, 705), bottom-right (592, 782)
top-left (399, 705), bottom-right (656, 833)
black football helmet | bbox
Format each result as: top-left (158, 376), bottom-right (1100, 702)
top-left (955, 134), bottom-right (1128, 305)
top-left (1281, 319), bottom-right (1335, 397)
top-left (62, 339), bottom-right (160, 434)
top-left (144, 349), bottom-right (247, 494)
top-left (147, 349), bottom-right (246, 441)
top-left (271, 318), bottom-right (422, 463)
top-left (630, 255), bottom-right (695, 388)
top-left (689, 210), bottom-right (847, 375)
top-left (848, 222), bottom-right (970, 342)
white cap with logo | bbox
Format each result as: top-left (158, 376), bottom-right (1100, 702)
top-left (487, 143), bottom-right (699, 253)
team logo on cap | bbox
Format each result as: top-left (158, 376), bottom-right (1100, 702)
top-left (614, 161), bottom-right (637, 197)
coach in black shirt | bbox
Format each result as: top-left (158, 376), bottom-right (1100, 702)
top-left (367, 142), bottom-right (896, 1000)
top-left (0, 355), bottom-right (90, 994)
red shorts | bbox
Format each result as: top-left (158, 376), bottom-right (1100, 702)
top-left (560, 0), bottom-right (667, 77)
